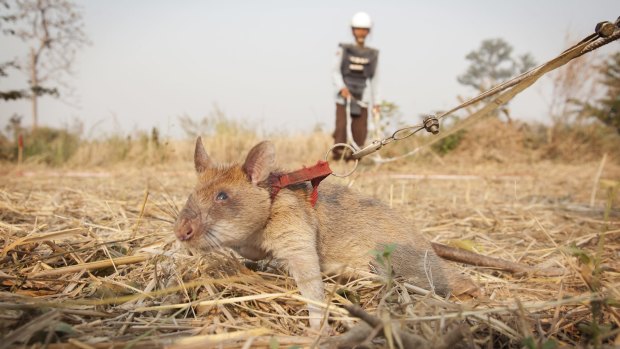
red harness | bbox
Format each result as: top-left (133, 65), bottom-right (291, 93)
top-left (269, 161), bottom-right (332, 207)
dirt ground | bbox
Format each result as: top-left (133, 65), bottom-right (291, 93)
top-left (1, 156), bottom-right (619, 348)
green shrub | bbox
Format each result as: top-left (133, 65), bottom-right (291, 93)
top-left (22, 127), bottom-right (81, 166)
top-left (0, 133), bottom-right (14, 161)
top-left (431, 129), bottom-right (466, 155)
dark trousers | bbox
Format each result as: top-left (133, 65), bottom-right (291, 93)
top-left (332, 103), bottom-right (368, 159)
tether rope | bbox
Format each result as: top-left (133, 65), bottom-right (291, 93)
top-left (331, 19), bottom-right (620, 169)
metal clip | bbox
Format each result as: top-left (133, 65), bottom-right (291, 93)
top-left (351, 140), bottom-right (383, 160)
top-left (595, 21), bottom-right (616, 38)
top-left (423, 115), bottom-right (440, 134)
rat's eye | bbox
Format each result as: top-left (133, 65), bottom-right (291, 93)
top-left (215, 192), bottom-right (228, 201)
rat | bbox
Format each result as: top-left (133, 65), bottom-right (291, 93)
top-left (173, 137), bottom-right (479, 329)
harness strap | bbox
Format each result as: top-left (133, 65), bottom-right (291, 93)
top-left (269, 161), bottom-right (332, 207)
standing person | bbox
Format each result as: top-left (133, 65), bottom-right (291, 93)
top-left (332, 11), bottom-right (381, 160)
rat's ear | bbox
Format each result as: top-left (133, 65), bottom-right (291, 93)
top-left (243, 141), bottom-right (275, 185)
top-left (194, 137), bottom-right (213, 172)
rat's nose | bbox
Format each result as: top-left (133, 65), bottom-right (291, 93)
top-left (175, 219), bottom-right (195, 241)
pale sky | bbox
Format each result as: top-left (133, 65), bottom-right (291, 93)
top-left (1, 1), bottom-right (618, 138)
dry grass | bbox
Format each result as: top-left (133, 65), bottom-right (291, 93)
top-left (1, 133), bottom-right (620, 348)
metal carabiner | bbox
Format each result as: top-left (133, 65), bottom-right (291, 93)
top-left (351, 140), bottom-right (383, 160)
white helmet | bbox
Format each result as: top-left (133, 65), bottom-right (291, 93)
top-left (351, 12), bottom-right (372, 29)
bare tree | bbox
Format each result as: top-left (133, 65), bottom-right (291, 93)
top-left (574, 52), bottom-right (620, 134)
top-left (547, 36), bottom-right (601, 125)
top-left (2, 0), bottom-right (89, 131)
top-left (0, 61), bottom-right (28, 100)
top-left (0, 0), bottom-right (29, 101)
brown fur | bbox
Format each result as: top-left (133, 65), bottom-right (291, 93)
top-left (174, 138), bottom-right (477, 329)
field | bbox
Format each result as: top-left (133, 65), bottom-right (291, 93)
top-left (1, 129), bottom-right (620, 348)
